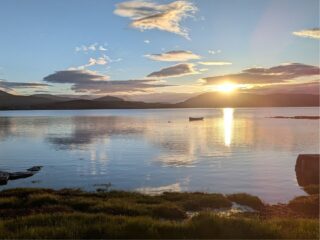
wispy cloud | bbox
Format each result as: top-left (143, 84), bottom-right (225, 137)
top-left (202, 63), bottom-right (320, 85)
top-left (114, 0), bottom-right (197, 38)
top-left (144, 39), bottom-right (151, 44)
top-left (0, 80), bottom-right (49, 91)
top-left (75, 43), bottom-right (108, 52)
top-left (76, 55), bottom-right (109, 70)
top-left (98, 45), bottom-right (107, 51)
top-left (250, 80), bottom-right (320, 95)
top-left (293, 28), bottom-right (320, 39)
top-left (43, 69), bottom-right (170, 94)
top-left (198, 61), bottom-right (232, 66)
top-left (208, 49), bottom-right (221, 55)
top-left (147, 63), bottom-right (198, 78)
top-left (145, 50), bottom-right (200, 62)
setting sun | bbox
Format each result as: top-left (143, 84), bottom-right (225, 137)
top-left (216, 82), bottom-right (237, 93)
top-left (0, 0), bottom-right (319, 238)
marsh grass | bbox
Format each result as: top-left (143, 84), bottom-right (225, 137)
top-left (0, 188), bottom-right (318, 239)
top-left (161, 192), bottom-right (232, 210)
top-left (288, 195), bottom-right (319, 218)
top-left (0, 213), bottom-right (318, 239)
top-left (227, 193), bottom-right (265, 210)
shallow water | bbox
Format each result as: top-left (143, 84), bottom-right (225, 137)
top-left (0, 107), bottom-right (318, 203)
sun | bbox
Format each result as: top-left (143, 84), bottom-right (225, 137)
top-left (216, 82), bottom-right (237, 93)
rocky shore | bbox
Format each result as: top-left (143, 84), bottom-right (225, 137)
top-left (0, 166), bottom-right (42, 185)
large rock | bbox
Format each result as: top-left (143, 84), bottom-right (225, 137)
top-left (0, 171), bottom-right (9, 185)
top-left (27, 166), bottom-right (42, 172)
top-left (295, 154), bottom-right (320, 186)
top-left (8, 171), bottom-right (34, 180)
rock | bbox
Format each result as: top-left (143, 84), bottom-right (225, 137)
top-left (27, 166), bottom-right (43, 172)
top-left (0, 171), bottom-right (9, 185)
top-left (9, 171), bottom-right (34, 180)
top-left (295, 154), bottom-right (320, 186)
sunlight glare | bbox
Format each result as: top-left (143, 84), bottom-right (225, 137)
top-left (217, 82), bottom-right (237, 93)
top-left (223, 108), bottom-right (234, 146)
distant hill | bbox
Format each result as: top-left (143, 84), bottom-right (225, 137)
top-left (30, 94), bottom-right (76, 102)
top-left (0, 90), bottom-right (319, 110)
top-left (0, 90), bottom-right (12, 97)
top-left (176, 92), bottom-right (320, 108)
top-left (35, 99), bottom-right (169, 109)
top-left (94, 96), bottom-right (124, 102)
top-left (0, 91), bottom-right (55, 109)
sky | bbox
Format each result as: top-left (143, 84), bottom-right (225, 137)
top-left (0, 0), bottom-right (319, 102)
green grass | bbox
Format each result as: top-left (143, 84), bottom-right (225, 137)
top-left (0, 213), bottom-right (318, 239)
top-left (161, 192), bottom-right (232, 210)
top-left (27, 193), bottom-right (60, 207)
top-left (0, 188), bottom-right (318, 239)
top-left (0, 197), bottom-right (20, 208)
top-left (227, 193), bottom-right (264, 210)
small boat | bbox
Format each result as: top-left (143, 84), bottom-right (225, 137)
top-left (189, 117), bottom-right (204, 121)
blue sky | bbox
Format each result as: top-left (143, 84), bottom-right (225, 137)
top-left (0, 0), bottom-right (319, 101)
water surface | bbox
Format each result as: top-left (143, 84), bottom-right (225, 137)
top-left (0, 107), bottom-right (318, 203)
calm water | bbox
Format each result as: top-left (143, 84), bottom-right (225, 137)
top-left (0, 108), bottom-right (319, 203)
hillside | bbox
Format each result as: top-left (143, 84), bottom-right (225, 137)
top-left (0, 90), bottom-right (319, 110)
top-left (94, 95), bottom-right (124, 102)
top-left (0, 91), bottom-right (55, 109)
top-left (176, 92), bottom-right (320, 108)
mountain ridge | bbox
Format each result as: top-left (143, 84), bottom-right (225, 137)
top-left (0, 90), bottom-right (318, 110)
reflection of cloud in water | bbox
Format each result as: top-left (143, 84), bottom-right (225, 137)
top-left (46, 116), bottom-right (145, 150)
top-left (136, 183), bottom-right (182, 195)
top-left (157, 154), bottom-right (196, 167)
top-left (1, 110), bottom-right (318, 170)
top-left (0, 117), bottom-right (13, 140)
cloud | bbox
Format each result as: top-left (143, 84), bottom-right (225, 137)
top-left (198, 61), bottom-right (232, 66)
top-left (0, 80), bottom-right (49, 91)
top-left (43, 69), bottom-right (170, 94)
top-left (145, 50), bottom-right (200, 62)
top-left (98, 46), bottom-right (107, 51)
top-left (293, 28), bottom-right (320, 39)
top-left (208, 49), bottom-right (221, 55)
top-left (77, 55), bottom-right (109, 69)
top-left (144, 39), bottom-right (150, 44)
top-left (147, 63), bottom-right (198, 78)
top-left (44, 70), bottom-right (110, 84)
top-left (71, 79), bottom-right (170, 94)
top-left (202, 63), bottom-right (320, 85)
top-left (75, 43), bottom-right (107, 52)
top-left (250, 80), bottom-right (320, 95)
top-left (124, 92), bottom-right (198, 103)
top-left (114, 0), bottom-right (197, 38)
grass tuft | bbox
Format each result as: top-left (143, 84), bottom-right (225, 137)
top-left (151, 204), bottom-right (187, 220)
top-left (288, 195), bottom-right (319, 218)
top-left (27, 193), bottom-right (60, 207)
top-left (162, 192), bottom-right (232, 211)
top-left (227, 193), bottom-right (265, 210)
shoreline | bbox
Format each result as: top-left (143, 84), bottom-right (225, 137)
top-left (0, 187), bottom-right (318, 239)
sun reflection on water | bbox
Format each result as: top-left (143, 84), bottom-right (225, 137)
top-left (223, 108), bottom-right (234, 146)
